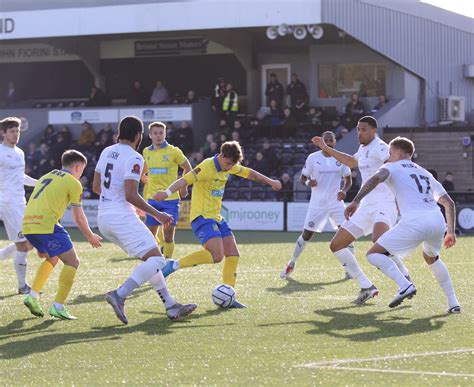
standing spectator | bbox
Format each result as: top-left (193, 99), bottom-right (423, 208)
top-left (265, 73), bottom-right (284, 107)
top-left (286, 73), bottom-right (308, 108)
top-left (277, 173), bottom-right (294, 201)
top-left (442, 172), bottom-right (455, 192)
top-left (128, 81), bottom-right (148, 105)
top-left (88, 86), bottom-right (108, 106)
top-left (41, 125), bottom-right (57, 147)
top-left (343, 93), bottom-right (365, 128)
top-left (372, 95), bottom-right (387, 112)
top-left (222, 82), bottom-right (239, 121)
top-left (211, 77), bottom-right (226, 114)
top-left (4, 81), bottom-right (18, 107)
top-left (150, 80), bottom-right (169, 105)
top-left (184, 90), bottom-right (198, 104)
top-left (78, 122), bottom-right (96, 148)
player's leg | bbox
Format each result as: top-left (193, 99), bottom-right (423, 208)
top-left (30, 255), bottom-right (59, 298)
top-left (221, 234), bottom-right (245, 308)
top-left (0, 242), bottom-right (16, 261)
top-left (281, 229), bottom-right (314, 279)
top-left (331, 206), bottom-right (355, 279)
top-left (162, 225), bottom-right (176, 258)
top-left (14, 240), bottom-right (32, 294)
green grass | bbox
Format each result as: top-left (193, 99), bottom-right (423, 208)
top-left (0, 229), bottom-right (473, 385)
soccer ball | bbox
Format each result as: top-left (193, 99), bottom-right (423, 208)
top-left (212, 284), bottom-right (236, 308)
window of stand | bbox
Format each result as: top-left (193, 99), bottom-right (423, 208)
top-left (318, 63), bottom-right (386, 98)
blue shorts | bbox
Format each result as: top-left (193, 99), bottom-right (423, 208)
top-left (145, 199), bottom-right (180, 226)
top-left (191, 216), bottom-right (233, 245)
top-left (25, 224), bottom-right (74, 257)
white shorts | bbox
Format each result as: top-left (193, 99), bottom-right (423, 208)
top-left (304, 203), bottom-right (346, 233)
top-left (0, 203), bottom-right (26, 242)
top-left (376, 210), bottom-right (446, 258)
top-left (97, 210), bottom-right (157, 259)
top-left (342, 201), bottom-right (398, 239)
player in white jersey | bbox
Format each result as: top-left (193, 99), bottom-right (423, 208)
top-left (312, 116), bottom-right (410, 304)
top-left (280, 131), bottom-right (353, 279)
top-left (0, 117), bottom-right (37, 294)
top-left (93, 116), bottom-right (197, 324)
top-left (345, 137), bottom-right (461, 313)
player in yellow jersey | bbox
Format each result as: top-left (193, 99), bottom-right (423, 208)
top-left (154, 141), bottom-right (282, 308)
top-left (22, 150), bottom-right (102, 320)
top-left (142, 121), bottom-right (191, 258)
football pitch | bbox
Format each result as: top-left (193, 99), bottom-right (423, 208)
top-left (0, 229), bottom-right (473, 385)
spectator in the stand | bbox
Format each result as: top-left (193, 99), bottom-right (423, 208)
top-left (428, 169), bottom-right (438, 181)
top-left (37, 144), bottom-right (52, 176)
top-left (95, 132), bottom-right (114, 161)
top-left (5, 81), bottom-right (18, 107)
top-left (211, 77), bottom-right (226, 114)
top-left (58, 125), bottom-right (72, 147)
top-left (88, 86), bottom-right (108, 107)
top-left (96, 123), bottom-right (114, 144)
top-left (231, 130), bottom-right (240, 142)
top-left (265, 73), bottom-right (284, 107)
top-left (294, 98), bottom-right (309, 123)
top-left (128, 81), bottom-right (148, 105)
top-left (269, 99), bottom-right (283, 126)
top-left (184, 90), bottom-right (198, 104)
top-left (249, 118), bottom-right (262, 138)
top-left (252, 152), bottom-right (272, 176)
top-left (200, 133), bottom-right (215, 155)
top-left (281, 107), bottom-right (298, 137)
top-left (442, 172), bottom-right (455, 192)
top-left (277, 173), bottom-right (293, 202)
top-left (41, 125), bottom-right (57, 147)
top-left (172, 121), bottom-right (194, 154)
top-left (330, 118), bottom-right (348, 140)
top-left (203, 141), bottom-right (218, 159)
top-left (372, 95), bottom-right (387, 112)
top-left (222, 82), bottom-right (239, 121)
top-left (50, 133), bottom-right (69, 167)
top-left (78, 121), bottom-right (95, 147)
top-left (25, 143), bottom-right (40, 176)
top-left (189, 151), bottom-right (204, 167)
top-left (306, 106), bottom-right (322, 126)
top-left (339, 127), bottom-right (349, 139)
top-left (150, 80), bottom-right (169, 105)
top-left (80, 176), bottom-right (92, 199)
top-left (261, 140), bottom-right (279, 174)
top-left (286, 73), bottom-right (308, 108)
top-left (170, 92), bottom-right (181, 104)
top-left (343, 93), bottom-right (365, 128)
top-left (232, 120), bottom-right (243, 138)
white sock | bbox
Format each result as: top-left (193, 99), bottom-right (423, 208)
top-left (14, 251), bottom-right (28, 288)
top-left (290, 235), bottom-right (308, 264)
top-left (334, 248), bottom-right (373, 288)
top-left (149, 271), bottom-right (176, 308)
top-left (367, 253), bottom-right (411, 289)
top-left (347, 243), bottom-right (355, 256)
top-left (0, 243), bottom-right (16, 261)
top-left (429, 258), bottom-right (459, 308)
top-left (390, 255), bottom-right (410, 277)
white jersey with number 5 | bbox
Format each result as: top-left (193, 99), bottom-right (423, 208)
top-left (95, 143), bottom-right (144, 214)
top-left (354, 136), bottom-right (395, 204)
top-left (381, 160), bottom-right (446, 216)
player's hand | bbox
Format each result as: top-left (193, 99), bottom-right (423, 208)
top-left (307, 179), bottom-right (318, 188)
top-left (443, 233), bottom-right (456, 249)
top-left (88, 233), bottom-right (103, 248)
top-left (155, 211), bottom-right (173, 228)
top-left (337, 190), bottom-right (347, 201)
top-left (179, 186), bottom-right (188, 199)
top-left (271, 179), bottom-right (282, 191)
top-left (135, 207), bottom-right (146, 217)
top-left (141, 174), bottom-right (149, 184)
top-left (153, 191), bottom-right (168, 201)
top-left (344, 201), bottom-right (359, 219)
top-left (311, 136), bottom-right (328, 150)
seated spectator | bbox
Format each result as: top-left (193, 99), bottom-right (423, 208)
top-left (80, 176), bottom-right (92, 199)
top-left (217, 133), bottom-right (228, 148)
top-left (25, 143), bottom-right (40, 167)
top-left (442, 172), bottom-right (455, 192)
top-left (184, 90), bottom-right (198, 104)
top-left (128, 81), bottom-right (148, 105)
top-left (231, 130), bottom-right (240, 142)
top-left (265, 73), bottom-right (284, 107)
top-left (58, 126), bottom-right (72, 147)
top-left (277, 173), bottom-right (293, 201)
top-left (294, 98), bottom-right (309, 123)
top-left (252, 152), bottom-right (272, 176)
top-left (41, 125), bottom-right (57, 147)
top-left (150, 80), bottom-right (169, 105)
top-left (175, 121), bottom-right (194, 154)
top-left (95, 132), bottom-right (114, 161)
top-left (281, 107), bottom-right (298, 137)
top-left (306, 106), bottom-right (322, 126)
top-left (88, 86), bottom-right (108, 107)
top-left (372, 95), bottom-right (387, 112)
top-left (203, 141), bottom-right (218, 159)
top-left (261, 140), bottom-right (279, 174)
top-left (428, 169), bottom-right (438, 180)
top-left (269, 99), bottom-right (283, 126)
top-left (96, 123), bottom-right (114, 144)
top-left (343, 93), bottom-right (365, 128)
top-left (339, 127), bottom-right (349, 139)
top-left (170, 92), bottom-right (181, 104)
top-left (78, 122), bottom-right (96, 148)
top-left (330, 117), bottom-right (348, 140)
top-left (200, 134), bottom-right (215, 154)
top-left (189, 151), bottom-right (204, 167)
top-left (50, 133), bottom-right (69, 167)
top-left (218, 119), bottom-right (231, 137)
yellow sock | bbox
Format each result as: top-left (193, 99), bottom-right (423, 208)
top-left (179, 250), bottom-right (214, 268)
top-left (32, 260), bottom-right (55, 294)
top-left (156, 226), bottom-right (164, 246)
top-left (162, 240), bottom-right (175, 258)
top-left (55, 265), bottom-right (77, 305)
top-left (223, 256), bottom-right (240, 287)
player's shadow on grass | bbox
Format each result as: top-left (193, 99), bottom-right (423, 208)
top-left (266, 277), bottom-right (348, 295)
top-left (0, 317), bottom-right (56, 342)
top-left (108, 256), bottom-right (138, 263)
top-left (0, 293), bottom-right (18, 301)
top-left (70, 286), bottom-right (151, 306)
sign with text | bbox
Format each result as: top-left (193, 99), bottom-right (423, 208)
top-left (135, 38), bottom-right (208, 57)
top-left (119, 107), bottom-right (192, 122)
top-left (457, 204), bottom-right (474, 234)
top-left (0, 43), bottom-right (78, 63)
top-left (221, 202), bottom-right (284, 231)
top-left (48, 109), bottom-right (119, 124)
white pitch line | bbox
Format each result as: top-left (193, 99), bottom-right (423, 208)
top-left (297, 348), bottom-right (474, 368)
top-left (314, 366), bottom-right (474, 378)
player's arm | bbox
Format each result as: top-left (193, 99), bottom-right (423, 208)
top-left (300, 174), bottom-right (317, 188)
top-left (244, 167), bottom-right (282, 191)
top-left (24, 174), bottom-right (38, 187)
top-left (311, 136), bottom-right (358, 168)
top-left (92, 171), bottom-right (101, 195)
top-left (338, 174), bottom-right (352, 201)
top-left (141, 162), bottom-right (149, 184)
top-left (155, 164), bottom-right (201, 201)
top-left (124, 179), bottom-right (173, 226)
top-left (71, 206), bottom-right (102, 248)
top-left (178, 158), bottom-right (192, 199)
top-left (345, 168), bottom-right (389, 218)
top-left (436, 189), bottom-right (457, 248)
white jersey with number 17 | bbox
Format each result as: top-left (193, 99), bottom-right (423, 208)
top-left (95, 143), bottom-right (143, 214)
